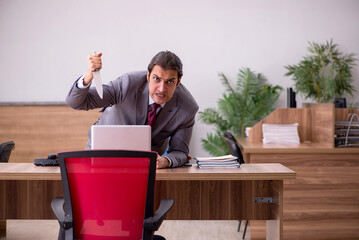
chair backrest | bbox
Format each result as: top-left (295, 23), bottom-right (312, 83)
top-left (223, 132), bottom-right (245, 164)
top-left (58, 150), bottom-right (157, 240)
top-left (0, 141), bottom-right (15, 163)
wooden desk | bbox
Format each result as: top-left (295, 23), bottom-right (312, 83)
top-left (238, 139), bottom-right (359, 240)
top-left (0, 163), bottom-right (295, 240)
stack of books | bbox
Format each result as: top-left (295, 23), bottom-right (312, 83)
top-left (194, 155), bottom-right (240, 168)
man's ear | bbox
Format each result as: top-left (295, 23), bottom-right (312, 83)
top-left (176, 77), bottom-right (182, 87)
top-left (147, 71), bottom-right (150, 82)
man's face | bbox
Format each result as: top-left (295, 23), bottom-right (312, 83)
top-left (147, 65), bottom-right (181, 105)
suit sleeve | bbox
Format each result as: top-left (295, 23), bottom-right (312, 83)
top-left (65, 74), bottom-right (130, 110)
top-left (165, 105), bottom-right (198, 167)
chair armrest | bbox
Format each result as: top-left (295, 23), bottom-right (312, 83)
top-left (51, 197), bottom-right (73, 229)
top-left (144, 198), bottom-right (174, 231)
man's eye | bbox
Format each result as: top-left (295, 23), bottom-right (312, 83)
top-left (153, 77), bottom-right (160, 81)
top-left (167, 80), bottom-right (175, 84)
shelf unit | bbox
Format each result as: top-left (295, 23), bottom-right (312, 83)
top-left (335, 113), bottom-right (359, 147)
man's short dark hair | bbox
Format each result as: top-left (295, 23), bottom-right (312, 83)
top-left (147, 51), bottom-right (183, 79)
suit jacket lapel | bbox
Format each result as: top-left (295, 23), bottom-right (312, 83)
top-left (136, 82), bottom-right (149, 125)
top-left (152, 93), bottom-right (179, 136)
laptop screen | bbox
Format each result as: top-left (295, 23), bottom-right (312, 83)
top-left (91, 125), bottom-right (151, 151)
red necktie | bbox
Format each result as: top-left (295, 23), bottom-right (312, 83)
top-left (146, 103), bottom-right (160, 126)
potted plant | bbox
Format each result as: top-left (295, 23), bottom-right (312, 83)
top-left (285, 40), bottom-right (357, 103)
top-left (199, 68), bottom-right (283, 156)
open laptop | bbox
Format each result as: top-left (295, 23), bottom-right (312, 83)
top-left (91, 125), bottom-right (151, 151)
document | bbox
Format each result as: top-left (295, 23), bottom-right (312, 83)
top-left (262, 123), bottom-right (300, 144)
top-left (194, 155), bottom-right (240, 168)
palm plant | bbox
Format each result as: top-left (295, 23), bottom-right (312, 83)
top-left (199, 68), bottom-right (283, 156)
top-left (285, 40), bottom-right (357, 103)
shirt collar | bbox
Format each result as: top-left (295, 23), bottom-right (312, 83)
top-left (149, 95), bottom-right (165, 108)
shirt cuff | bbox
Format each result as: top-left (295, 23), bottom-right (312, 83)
top-left (164, 156), bottom-right (173, 168)
top-left (76, 74), bottom-right (91, 89)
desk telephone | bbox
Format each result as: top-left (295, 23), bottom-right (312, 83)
top-left (34, 153), bottom-right (59, 166)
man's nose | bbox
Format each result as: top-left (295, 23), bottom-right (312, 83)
top-left (158, 81), bottom-right (166, 92)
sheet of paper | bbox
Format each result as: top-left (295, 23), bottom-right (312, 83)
top-left (93, 70), bottom-right (103, 99)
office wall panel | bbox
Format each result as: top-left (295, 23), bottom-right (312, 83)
top-left (0, 105), bottom-right (100, 163)
top-left (1, 0), bottom-right (359, 158)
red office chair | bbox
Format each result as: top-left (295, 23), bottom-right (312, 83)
top-left (52, 150), bottom-right (174, 240)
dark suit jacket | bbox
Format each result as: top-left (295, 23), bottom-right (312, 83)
top-left (66, 71), bottom-right (199, 167)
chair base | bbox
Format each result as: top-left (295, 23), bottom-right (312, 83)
top-left (154, 235), bottom-right (166, 240)
top-left (237, 220), bottom-right (248, 239)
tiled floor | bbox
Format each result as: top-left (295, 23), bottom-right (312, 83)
top-left (3, 220), bottom-right (250, 240)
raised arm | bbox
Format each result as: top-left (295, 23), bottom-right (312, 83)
top-left (65, 53), bottom-right (127, 110)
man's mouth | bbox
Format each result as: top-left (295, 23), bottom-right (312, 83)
top-left (156, 93), bottom-right (167, 98)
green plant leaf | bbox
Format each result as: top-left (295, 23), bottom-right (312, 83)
top-left (201, 132), bottom-right (229, 156)
top-left (285, 39), bottom-right (357, 103)
top-left (199, 68), bottom-right (283, 156)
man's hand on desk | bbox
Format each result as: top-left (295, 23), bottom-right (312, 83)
top-left (157, 155), bottom-right (170, 169)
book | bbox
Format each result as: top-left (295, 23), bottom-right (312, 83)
top-left (194, 155), bottom-right (240, 168)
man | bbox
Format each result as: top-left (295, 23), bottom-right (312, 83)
top-left (66, 51), bottom-right (199, 168)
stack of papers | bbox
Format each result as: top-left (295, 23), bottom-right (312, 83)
top-left (194, 155), bottom-right (240, 168)
top-left (262, 123), bottom-right (300, 144)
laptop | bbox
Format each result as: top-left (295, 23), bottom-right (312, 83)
top-left (91, 125), bottom-right (151, 151)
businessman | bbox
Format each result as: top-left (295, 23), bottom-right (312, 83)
top-left (66, 51), bottom-right (199, 168)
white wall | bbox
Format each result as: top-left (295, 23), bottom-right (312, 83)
top-left (1, 0), bottom-right (359, 157)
